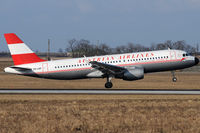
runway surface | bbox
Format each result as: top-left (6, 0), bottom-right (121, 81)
top-left (0, 89), bottom-right (200, 95)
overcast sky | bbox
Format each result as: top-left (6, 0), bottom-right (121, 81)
top-left (0, 0), bottom-right (200, 52)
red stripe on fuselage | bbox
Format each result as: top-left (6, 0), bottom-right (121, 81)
top-left (12, 53), bottom-right (45, 65)
top-left (4, 33), bottom-right (24, 44)
top-left (35, 59), bottom-right (182, 74)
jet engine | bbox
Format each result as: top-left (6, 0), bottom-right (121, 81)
top-left (122, 67), bottom-right (144, 81)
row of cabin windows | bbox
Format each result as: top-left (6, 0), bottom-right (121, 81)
top-left (54, 56), bottom-right (169, 69)
top-left (183, 53), bottom-right (188, 57)
top-left (55, 63), bottom-right (91, 69)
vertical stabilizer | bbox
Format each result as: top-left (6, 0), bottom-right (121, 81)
top-left (4, 33), bottom-right (45, 65)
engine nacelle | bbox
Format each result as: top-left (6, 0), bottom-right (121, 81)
top-left (123, 67), bottom-right (144, 81)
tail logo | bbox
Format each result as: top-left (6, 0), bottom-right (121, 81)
top-left (4, 33), bottom-right (45, 65)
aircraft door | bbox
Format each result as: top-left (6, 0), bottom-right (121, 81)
top-left (170, 50), bottom-right (177, 60)
top-left (42, 63), bottom-right (48, 73)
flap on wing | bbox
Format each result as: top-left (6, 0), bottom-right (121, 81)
top-left (90, 61), bottom-right (125, 75)
top-left (10, 66), bottom-right (32, 71)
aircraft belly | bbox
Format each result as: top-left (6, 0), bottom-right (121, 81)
top-left (143, 60), bottom-right (194, 73)
top-left (39, 69), bottom-right (92, 79)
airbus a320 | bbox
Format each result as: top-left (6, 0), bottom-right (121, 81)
top-left (4, 33), bottom-right (199, 88)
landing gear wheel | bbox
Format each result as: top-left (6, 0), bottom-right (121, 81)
top-left (172, 77), bottom-right (177, 82)
top-left (105, 82), bottom-right (113, 88)
top-left (171, 71), bottom-right (177, 82)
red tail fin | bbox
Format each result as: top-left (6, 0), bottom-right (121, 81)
top-left (4, 33), bottom-right (46, 65)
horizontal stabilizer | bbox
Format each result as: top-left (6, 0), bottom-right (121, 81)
top-left (10, 66), bottom-right (32, 71)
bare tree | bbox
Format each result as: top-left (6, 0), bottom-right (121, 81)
top-left (96, 43), bottom-right (111, 55)
top-left (172, 40), bottom-right (185, 50)
top-left (67, 39), bottom-right (76, 58)
top-left (164, 40), bottom-right (173, 49)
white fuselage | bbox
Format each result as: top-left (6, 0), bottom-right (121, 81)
top-left (4, 49), bottom-right (197, 80)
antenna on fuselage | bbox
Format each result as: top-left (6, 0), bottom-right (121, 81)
top-left (83, 55), bottom-right (90, 63)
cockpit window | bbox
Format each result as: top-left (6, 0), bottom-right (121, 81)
top-left (183, 53), bottom-right (189, 57)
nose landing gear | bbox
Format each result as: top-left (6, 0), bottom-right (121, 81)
top-left (105, 76), bottom-right (113, 88)
top-left (171, 71), bottom-right (177, 82)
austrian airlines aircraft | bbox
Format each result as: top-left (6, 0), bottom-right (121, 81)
top-left (4, 33), bottom-right (199, 88)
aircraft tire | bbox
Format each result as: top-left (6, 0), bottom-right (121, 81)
top-left (172, 77), bottom-right (177, 82)
top-left (105, 82), bottom-right (113, 88)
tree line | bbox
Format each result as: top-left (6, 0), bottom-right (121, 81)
top-left (66, 39), bottom-right (197, 58)
top-left (0, 39), bottom-right (198, 57)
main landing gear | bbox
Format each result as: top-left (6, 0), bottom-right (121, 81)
top-left (171, 71), bottom-right (177, 82)
top-left (105, 76), bottom-right (113, 88)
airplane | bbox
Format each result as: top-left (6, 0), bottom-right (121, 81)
top-left (3, 33), bottom-right (199, 88)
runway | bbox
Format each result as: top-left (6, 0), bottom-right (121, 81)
top-left (0, 89), bottom-right (200, 95)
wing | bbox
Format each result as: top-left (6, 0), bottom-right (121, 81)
top-left (89, 61), bottom-right (126, 75)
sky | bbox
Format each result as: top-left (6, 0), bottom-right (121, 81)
top-left (0, 0), bottom-right (200, 52)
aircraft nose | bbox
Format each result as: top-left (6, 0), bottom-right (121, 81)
top-left (195, 57), bottom-right (199, 65)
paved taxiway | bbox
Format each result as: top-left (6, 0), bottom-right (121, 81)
top-left (0, 89), bottom-right (200, 94)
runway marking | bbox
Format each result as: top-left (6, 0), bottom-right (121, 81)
top-left (0, 89), bottom-right (200, 95)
